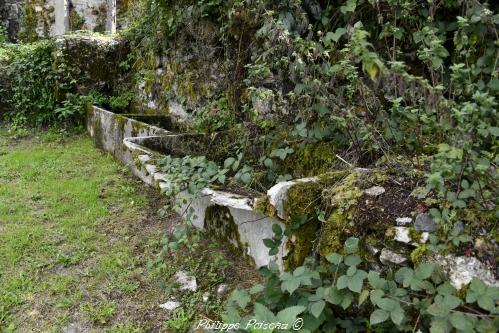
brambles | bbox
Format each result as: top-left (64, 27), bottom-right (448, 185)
top-left (225, 236), bottom-right (499, 332)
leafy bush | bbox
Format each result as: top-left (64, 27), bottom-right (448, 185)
top-left (0, 40), bottom-right (105, 127)
top-left (225, 235), bottom-right (499, 332)
top-left (193, 96), bottom-right (236, 133)
top-left (2, 41), bottom-right (58, 126)
top-left (108, 91), bottom-right (134, 112)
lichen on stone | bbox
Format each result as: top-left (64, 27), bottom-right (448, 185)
top-left (317, 169), bottom-right (391, 257)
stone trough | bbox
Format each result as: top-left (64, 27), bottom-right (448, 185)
top-left (86, 106), bottom-right (290, 268)
top-left (86, 106), bottom-right (499, 288)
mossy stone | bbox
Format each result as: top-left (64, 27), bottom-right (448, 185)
top-left (284, 220), bottom-right (319, 269)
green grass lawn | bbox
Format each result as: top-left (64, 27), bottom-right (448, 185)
top-left (0, 130), bottom-right (258, 333)
top-left (0, 130), bottom-right (176, 332)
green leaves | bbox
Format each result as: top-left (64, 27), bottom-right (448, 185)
top-left (395, 266), bottom-right (435, 292)
top-left (347, 271), bottom-right (366, 293)
top-left (370, 295), bottom-right (406, 326)
top-left (340, 0), bottom-right (357, 14)
top-left (427, 295), bottom-right (461, 317)
top-left (325, 253), bottom-right (343, 265)
top-left (370, 309), bottom-right (389, 325)
top-left (280, 265), bottom-right (317, 295)
top-left (449, 313), bottom-right (474, 331)
top-left (235, 165), bottom-right (254, 185)
top-left (344, 254), bottom-right (361, 266)
top-left (270, 147), bottom-right (294, 161)
top-left (281, 275), bottom-right (300, 295)
top-left (466, 278), bottom-right (499, 312)
top-left (226, 236), bottom-right (499, 333)
top-left (229, 289), bottom-right (251, 310)
top-left (310, 300), bottom-right (325, 318)
top-left (344, 237), bottom-right (359, 254)
top-left (415, 263), bottom-right (434, 280)
top-left (276, 305), bottom-right (306, 326)
top-left (368, 271), bottom-right (387, 289)
top-left (324, 28), bottom-right (347, 45)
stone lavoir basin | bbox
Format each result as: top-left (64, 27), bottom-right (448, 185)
top-left (86, 105), bottom-right (291, 268)
top-left (86, 106), bottom-right (499, 288)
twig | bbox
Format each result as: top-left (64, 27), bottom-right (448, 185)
top-left (335, 154), bottom-right (354, 168)
top-left (412, 313), bottom-right (420, 333)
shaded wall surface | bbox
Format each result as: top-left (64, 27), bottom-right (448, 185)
top-left (0, 0), bottom-right (126, 41)
top-left (0, 0), bottom-right (22, 42)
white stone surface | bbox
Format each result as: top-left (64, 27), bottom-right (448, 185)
top-left (203, 188), bottom-right (253, 211)
top-left (228, 207), bottom-right (286, 269)
top-left (87, 106), bottom-right (170, 186)
top-left (53, 0), bottom-right (69, 36)
top-left (364, 186), bottom-right (386, 197)
top-left (169, 101), bottom-right (189, 121)
top-left (88, 106), bottom-right (289, 270)
top-left (216, 284), bottom-right (229, 298)
top-left (145, 164), bottom-right (157, 174)
top-left (392, 227), bottom-right (429, 246)
top-left (434, 255), bottom-right (499, 290)
top-left (414, 212), bottom-right (438, 232)
top-left (396, 217), bottom-right (412, 226)
top-left (159, 300), bottom-right (181, 311)
top-left (379, 248), bottom-right (407, 265)
top-left (106, 0), bottom-right (116, 33)
top-left (138, 154), bottom-right (150, 162)
top-left (174, 271), bottom-right (197, 292)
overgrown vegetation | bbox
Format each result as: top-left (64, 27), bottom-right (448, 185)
top-left (0, 40), bottom-right (84, 128)
top-left (126, 0), bottom-right (498, 223)
top-left (226, 236), bottom-right (499, 332)
top-left (1, 0), bottom-right (498, 331)
top-left (123, 0), bottom-right (498, 331)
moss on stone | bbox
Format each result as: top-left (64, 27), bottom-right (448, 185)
top-left (410, 245), bottom-right (428, 265)
top-left (20, 0), bottom-right (44, 42)
top-left (385, 226), bottom-right (396, 238)
top-left (319, 210), bottom-right (352, 256)
top-left (317, 170), bottom-right (387, 257)
top-left (283, 142), bottom-right (337, 178)
top-left (254, 195), bottom-right (277, 218)
top-left (69, 8), bottom-right (85, 31)
top-left (92, 4), bottom-right (107, 33)
top-left (204, 206), bottom-right (251, 264)
top-left (408, 227), bottom-right (423, 243)
top-left (284, 220), bottom-right (319, 270)
top-left (322, 171), bottom-right (364, 214)
top-left (283, 181), bottom-right (323, 221)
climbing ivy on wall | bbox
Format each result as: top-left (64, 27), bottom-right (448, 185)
top-left (1, 41), bottom-right (58, 126)
top-left (0, 40), bottom-right (88, 127)
top-left (125, 0), bottom-right (498, 229)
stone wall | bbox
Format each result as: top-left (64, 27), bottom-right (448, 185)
top-left (0, 0), bottom-right (22, 42)
top-left (54, 34), bottom-right (130, 96)
top-left (0, 0), bottom-right (124, 41)
top-left (132, 19), bottom-right (230, 120)
top-left (69, 0), bottom-right (113, 32)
